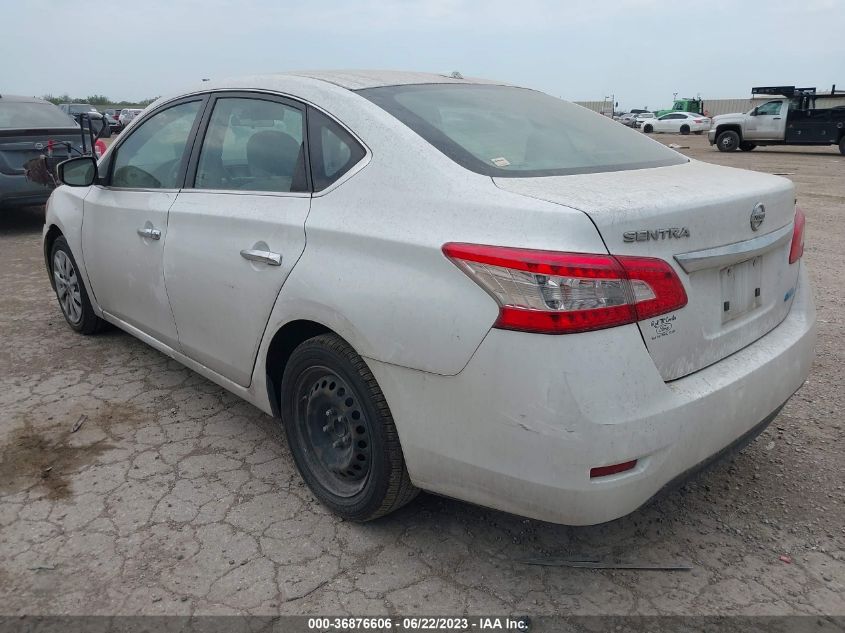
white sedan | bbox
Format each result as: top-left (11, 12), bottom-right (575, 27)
top-left (45, 71), bottom-right (815, 525)
top-left (641, 111), bottom-right (712, 134)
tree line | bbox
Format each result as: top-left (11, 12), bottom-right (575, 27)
top-left (40, 94), bottom-right (159, 108)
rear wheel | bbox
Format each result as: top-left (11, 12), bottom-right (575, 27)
top-left (280, 333), bottom-right (418, 521)
top-left (740, 142), bottom-right (757, 152)
top-left (716, 130), bottom-right (740, 152)
top-left (50, 237), bottom-right (105, 335)
top-left (680, 124), bottom-right (690, 135)
top-left (643, 124), bottom-right (653, 133)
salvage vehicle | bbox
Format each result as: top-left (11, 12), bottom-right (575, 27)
top-left (709, 86), bottom-right (845, 153)
top-left (44, 71), bottom-right (816, 525)
top-left (641, 111), bottom-right (711, 135)
top-left (0, 95), bottom-right (91, 209)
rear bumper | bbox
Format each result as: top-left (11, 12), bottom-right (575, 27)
top-left (368, 264), bottom-right (816, 525)
top-left (0, 173), bottom-right (52, 208)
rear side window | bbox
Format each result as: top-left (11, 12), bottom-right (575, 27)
top-left (359, 84), bottom-right (685, 177)
top-left (194, 97), bottom-right (306, 193)
top-left (307, 108), bottom-right (366, 192)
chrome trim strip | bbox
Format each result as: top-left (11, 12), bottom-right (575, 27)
top-left (674, 222), bottom-right (793, 273)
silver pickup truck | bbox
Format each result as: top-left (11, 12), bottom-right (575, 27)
top-left (709, 86), bottom-right (845, 154)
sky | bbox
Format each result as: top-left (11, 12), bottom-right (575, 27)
top-left (2, 0), bottom-right (844, 110)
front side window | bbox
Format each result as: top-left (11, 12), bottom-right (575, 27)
top-left (194, 97), bottom-right (305, 193)
top-left (756, 101), bottom-right (783, 116)
top-left (360, 84), bottom-right (685, 177)
top-left (110, 100), bottom-right (201, 189)
top-left (307, 108), bottom-right (366, 192)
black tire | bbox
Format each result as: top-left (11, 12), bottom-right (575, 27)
top-left (740, 142), bottom-right (757, 152)
top-left (50, 236), bottom-right (106, 334)
top-left (680, 124), bottom-right (690, 135)
top-left (280, 333), bottom-right (418, 521)
top-left (643, 124), bottom-right (653, 133)
top-left (716, 130), bottom-right (740, 152)
top-left (839, 136), bottom-right (845, 156)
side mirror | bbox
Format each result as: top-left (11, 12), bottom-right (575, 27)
top-left (58, 156), bottom-right (98, 187)
top-left (750, 107), bottom-right (759, 116)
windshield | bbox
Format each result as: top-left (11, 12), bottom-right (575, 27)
top-left (359, 84), bottom-right (685, 177)
top-left (0, 101), bottom-right (79, 129)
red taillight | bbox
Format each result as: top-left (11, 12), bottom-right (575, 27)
top-left (590, 460), bottom-right (638, 478)
top-left (694, 119), bottom-right (703, 123)
top-left (789, 207), bottom-right (805, 264)
top-left (442, 243), bottom-right (688, 334)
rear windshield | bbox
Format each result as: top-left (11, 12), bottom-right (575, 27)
top-left (0, 102), bottom-right (79, 129)
top-left (358, 84), bottom-right (685, 177)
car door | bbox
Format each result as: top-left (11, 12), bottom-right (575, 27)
top-left (81, 96), bottom-right (207, 349)
top-left (745, 100), bottom-right (784, 140)
top-left (163, 93), bottom-right (311, 387)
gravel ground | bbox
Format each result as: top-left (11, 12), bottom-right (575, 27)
top-left (0, 134), bottom-right (843, 618)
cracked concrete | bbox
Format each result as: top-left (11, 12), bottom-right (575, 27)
top-left (0, 136), bottom-right (843, 617)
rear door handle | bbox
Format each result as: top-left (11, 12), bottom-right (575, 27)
top-left (240, 249), bottom-right (282, 266)
top-left (137, 227), bottom-right (161, 240)
top-left (773, 117), bottom-right (782, 120)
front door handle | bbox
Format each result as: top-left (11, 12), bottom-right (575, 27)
top-left (137, 227), bottom-right (161, 240)
top-left (240, 249), bottom-right (282, 266)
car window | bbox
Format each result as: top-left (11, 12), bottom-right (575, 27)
top-left (361, 84), bottom-right (685, 177)
top-left (0, 102), bottom-right (78, 129)
top-left (194, 97), bottom-right (306, 193)
top-left (307, 107), bottom-right (366, 192)
top-left (110, 100), bottom-right (201, 189)
top-left (756, 101), bottom-right (783, 116)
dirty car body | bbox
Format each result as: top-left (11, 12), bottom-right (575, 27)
top-left (43, 71), bottom-right (815, 525)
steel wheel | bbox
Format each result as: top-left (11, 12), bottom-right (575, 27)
top-left (292, 366), bottom-right (372, 497)
top-left (53, 250), bottom-right (83, 325)
top-left (281, 333), bottom-right (418, 521)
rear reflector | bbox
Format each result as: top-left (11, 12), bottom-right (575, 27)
top-left (590, 460), bottom-right (638, 478)
top-left (789, 207), bottom-right (805, 264)
top-left (442, 243), bottom-right (688, 334)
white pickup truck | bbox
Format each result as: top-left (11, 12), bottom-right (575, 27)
top-left (709, 86), bottom-right (845, 154)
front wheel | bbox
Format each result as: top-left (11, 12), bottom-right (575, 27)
top-left (643, 124), bottom-right (653, 133)
top-left (280, 333), bottom-right (419, 521)
top-left (740, 142), bottom-right (757, 152)
top-left (50, 237), bottom-right (106, 334)
top-left (716, 130), bottom-right (740, 152)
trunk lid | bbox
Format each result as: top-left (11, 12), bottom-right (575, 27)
top-left (0, 128), bottom-right (84, 176)
top-left (495, 160), bottom-right (799, 380)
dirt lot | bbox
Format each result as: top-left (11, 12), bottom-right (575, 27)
top-left (0, 134), bottom-right (843, 618)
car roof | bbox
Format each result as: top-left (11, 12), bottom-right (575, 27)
top-left (0, 94), bottom-right (52, 104)
top-left (285, 69), bottom-right (508, 90)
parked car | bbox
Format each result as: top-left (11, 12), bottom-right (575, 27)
top-left (58, 103), bottom-right (111, 138)
top-left (641, 111), bottom-right (711, 135)
top-left (0, 95), bottom-right (85, 209)
top-left (45, 71), bottom-right (815, 525)
top-left (101, 109), bottom-right (123, 133)
top-left (118, 108), bottom-right (143, 127)
top-left (618, 113), bottom-right (638, 127)
top-left (633, 111), bottom-right (656, 128)
top-left (102, 112), bottom-right (122, 133)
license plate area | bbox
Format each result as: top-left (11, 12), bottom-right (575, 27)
top-left (720, 256), bottom-right (762, 323)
